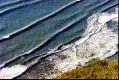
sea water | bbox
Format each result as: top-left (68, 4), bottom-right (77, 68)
top-left (0, 0), bottom-right (118, 69)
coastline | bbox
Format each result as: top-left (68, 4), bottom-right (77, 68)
top-left (0, 6), bottom-right (118, 79)
top-left (17, 9), bottom-right (118, 79)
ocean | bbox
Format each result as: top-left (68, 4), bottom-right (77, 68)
top-left (0, 0), bottom-right (118, 70)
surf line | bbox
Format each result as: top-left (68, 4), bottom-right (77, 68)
top-left (17, 14), bottom-right (118, 74)
top-left (0, 1), bottom-right (84, 68)
top-left (5, 2), bottom-right (117, 65)
top-left (0, 10), bottom-right (88, 70)
top-left (0, 0), bottom-right (116, 67)
top-left (46, 13), bottom-right (118, 56)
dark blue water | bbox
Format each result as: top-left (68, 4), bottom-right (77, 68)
top-left (0, 0), bottom-right (118, 67)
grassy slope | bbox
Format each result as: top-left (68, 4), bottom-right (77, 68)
top-left (54, 59), bottom-right (118, 79)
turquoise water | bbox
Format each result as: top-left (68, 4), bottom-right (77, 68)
top-left (0, 0), bottom-right (118, 67)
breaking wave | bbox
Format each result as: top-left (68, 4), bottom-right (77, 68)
top-left (0, 0), bottom-right (118, 79)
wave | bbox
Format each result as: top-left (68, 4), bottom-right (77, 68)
top-left (35, 9), bottom-right (118, 64)
top-left (0, 0), bottom-right (42, 15)
top-left (0, 64), bottom-right (27, 79)
top-left (44, 0), bottom-right (109, 22)
top-left (46, 12), bottom-right (118, 53)
top-left (92, 0), bottom-right (118, 13)
top-left (85, 0), bottom-right (109, 9)
top-left (13, 0), bottom-right (119, 63)
top-left (0, 6), bottom-right (118, 79)
top-left (10, 5), bottom-right (118, 65)
top-left (0, 0), bottom-right (79, 40)
top-left (0, 9), bottom-right (89, 68)
top-left (16, 11), bottom-right (118, 78)
top-left (0, 0), bottom-right (117, 68)
top-left (101, 4), bottom-right (118, 12)
top-left (0, 0), bottom-right (110, 41)
top-left (75, 14), bottom-right (118, 46)
top-left (0, 0), bottom-right (21, 7)
top-left (22, 7), bottom-right (118, 65)
top-left (0, 0), bottom-right (112, 41)
top-left (0, 0), bottom-right (27, 9)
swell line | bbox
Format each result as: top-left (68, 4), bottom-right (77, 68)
top-left (85, 0), bottom-right (109, 9)
top-left (14, 0), bottom-right (119, 64)
top-left (0, 0), bottom-right (25, 9)
top-left (4, 16), bottom-right (117, 79)
top-left (0, 0), bottom-right (42, 15)
top-left (0, 0), bottom-right (114, 66)
top-left (45, 0), bottom-right (109, 22)
top-left (0, 0), bottom-right (79, 40)
top-left (1, 0), bottom-right (117, 67)
top-left (0, 0), bottom-right (22, 7)
top-left (0, 9), bottom-right (89, 68)
top-left (0, 0), bottom-right (108, 40)
top-left (92, 0), bottom-right (118, 13)
top-left (0, 0), bottom-right (40, 12)
top-left (101, 4), bottom-right (118, 12)
top-left (23, 16), bottom-right (118, 68)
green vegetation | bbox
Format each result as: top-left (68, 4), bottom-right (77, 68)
top-left (54, 59), bottom-right (118, 79)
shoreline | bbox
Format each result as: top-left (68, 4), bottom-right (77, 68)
top-left (0, 7), bottom-right (118, 79)
top-left (18, 10), bottom-right (118, 79)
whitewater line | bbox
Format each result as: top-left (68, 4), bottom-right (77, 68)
top-left (4, 10), bottom-right (88, 63)
top-left (0, 11), bottom-right (118, 79)
top-left (1, 0), bottom-right (113, 64)
top-left (8, 1), bottom-right (118, 64)
top-left (0, 0), bottom-right (116, 69)
top-left (0, 0), bottom-right (116, 67)
top-left (13, 11), bottom-right (92, 64)
top-left (47, 6), bottom-right (118, 53)
top-left (75, 15), bottom-right (118, 45)
top-left (41, 13), bottom-right (118, 66)
top-left (0, 64), bottom-right (28, 79)
top-left (0, 0), bottom-right (79, 41)
top-left (46, 13), bottom-right (118, 55)
top-left (0, 5), bottom-right (88, 68)
top-left (20, 15), bottom-right (118, 67)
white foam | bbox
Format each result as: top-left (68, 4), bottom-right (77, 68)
top-left (99, 49), bottom-right (117, 60)
top-left (76, 0), bottom-right (80, 1)
top-left (75, 34), bottom-right (91, 46)
top-left (0, 65), bottom-right (27, 79)
top-left (2, 35), bottom-right (10, 39)
top-left (46, 11), bottom-right (118, 58)
top-left (76, 11), bottom-right (118, 65)
top-left (98, 13), bottom-right (118, 23)
top-left (0, 64), bottom-right (4, 69)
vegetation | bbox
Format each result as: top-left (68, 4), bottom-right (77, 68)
top-left (54, 59), bottom-right (118, 79)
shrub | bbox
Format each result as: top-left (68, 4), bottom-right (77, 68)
top-left (54, 59), bottom-right (118, 79)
